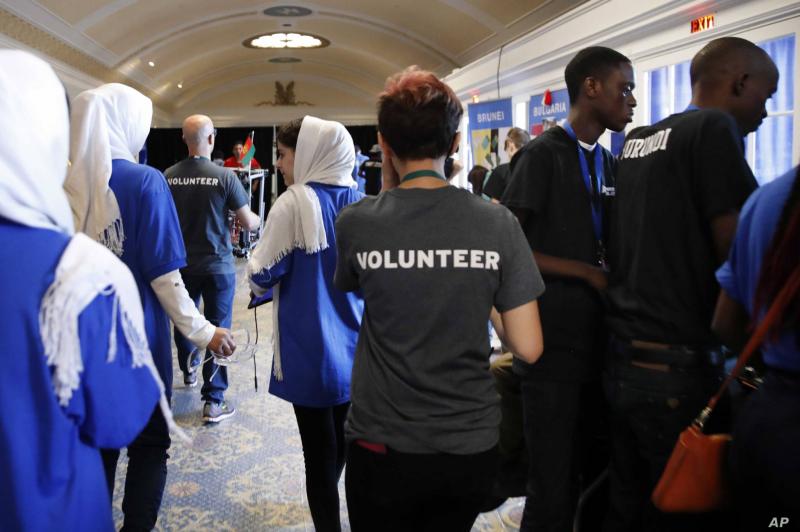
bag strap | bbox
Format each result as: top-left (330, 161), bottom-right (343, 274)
top-left (694, 267), bottom-right (800, 430)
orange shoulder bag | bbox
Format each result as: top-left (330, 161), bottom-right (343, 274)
top-left (651, 268), bottom-right (800, 513)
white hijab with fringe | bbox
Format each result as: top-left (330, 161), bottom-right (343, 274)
top-left (248, 116), bottom-right (356, 380)
top-left (0, 52), bottom-right (182, 440)
top-left (64, 83), bottom-right (152, 256)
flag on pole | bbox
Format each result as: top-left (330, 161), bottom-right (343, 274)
top-left (240, 131), bottom-right (256, 167)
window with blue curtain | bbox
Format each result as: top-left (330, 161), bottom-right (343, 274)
top-left (748, 34), bottom-right (795, 184)
top-left (649, 66), bottom-right (670, 123)
top-left (673, 61), bottom-right (692, 112)
top-left (646, 36), bottom-right (795, 184)
top-left (648, 61), bottom-right (691, 123)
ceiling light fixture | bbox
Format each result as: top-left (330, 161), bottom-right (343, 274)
top-left (177, 82), bottom-right (183, 89)
top-left (148, 61), bottom-right (155, 67)
top-left (269, 57), bottom-right (302, 63)
top-left (244, 32), bottom-right (329, 49)
top-left (263, 6), bottom-right (312, 17)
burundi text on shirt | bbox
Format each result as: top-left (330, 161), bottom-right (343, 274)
top-left (355, 249), bottom-right (500, 271)
top-left (166, 176), bottom-right (220, 186)
top-left (620, 128), bottom-right (672, 159)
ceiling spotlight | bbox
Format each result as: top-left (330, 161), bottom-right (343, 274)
top-left (177, 83), bottom-right (183, 89)
top-left (148, 61), bottom-right (155, 67)
top-left (244, 32), bottom-right (329, 49)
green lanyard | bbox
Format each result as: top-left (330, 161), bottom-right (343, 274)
top-left (400, 170), bottom-right (447, 183)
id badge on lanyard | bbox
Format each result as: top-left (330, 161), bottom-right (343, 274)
top-left (562, 122), bottom-right (607, 268)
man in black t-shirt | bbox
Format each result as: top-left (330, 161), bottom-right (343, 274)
top-left (502, 47), bottom-right (636, 531)
top-left (484, 127), bottom-right (530, 203)
top-left (604, 38), bottom-right (777, 531)
top-left (164, 115), bottom-right (259, 422)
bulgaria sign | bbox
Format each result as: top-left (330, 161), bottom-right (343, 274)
top-left (529, 88), bottom-right (569, 137)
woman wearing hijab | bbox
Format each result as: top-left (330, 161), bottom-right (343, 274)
top-left (63, 83), bottom-right (235, 530)
top-left (248, 116), bottom-right (364, 532)
top-left (0, 50), bottom-right (170, 531)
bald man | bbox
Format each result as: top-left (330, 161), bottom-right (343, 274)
top-left (164, 115), bottom-right (259, 423)
top-left (604, 37), bottom-right (777, 531)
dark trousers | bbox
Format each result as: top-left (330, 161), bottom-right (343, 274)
top-left (491, 353), bottom-right (527, 497)
top-left (293, 402), bottom-right (349, 532)
top-left (346, 441), bottom-right (498, 532)
top-left (730, 370), bottom-right (800, 531)
top-left (603, 354), bottom-right (727, 532)
top-left (101, 405), bottom-right (171, 531)
top-left (519, 376), bottom-right (609, 532)
top-left (174, 272), bottom-right (235, 403)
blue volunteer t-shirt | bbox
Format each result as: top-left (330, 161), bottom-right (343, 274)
top-left (109, 159), bottom-right (187, 390)
top-left (0, 217), bottom-right (159, 531)
top-left (717, 168), bottom-right (799, 371)
top-left (251, 183), bottom-right (364, 407)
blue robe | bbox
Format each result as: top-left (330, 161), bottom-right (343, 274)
top-left (0, 217), bottom-right (160, 531)
top-left (109, 159), bottom-right (187, 392)
top-left (251, 183), bottom-right (364, 407)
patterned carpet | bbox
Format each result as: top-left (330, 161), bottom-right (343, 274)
top-left (111, 263), bottom-right (524, 531)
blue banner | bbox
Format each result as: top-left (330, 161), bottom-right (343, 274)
top-left (467, 98), bottom-right (513, 170)
top-left (529, 88), bottom-right (569, 136)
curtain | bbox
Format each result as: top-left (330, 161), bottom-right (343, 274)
top-left (673, 61), bottom-right (692, 112)
top-left (649, 66), bottom-right (670, 123)
top-left (753, 34), bottom-right (795, 184)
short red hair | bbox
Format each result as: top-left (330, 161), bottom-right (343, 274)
top-left (377, 66), bottom-right (463, 160)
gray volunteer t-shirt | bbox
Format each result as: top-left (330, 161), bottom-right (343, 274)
top-left (164, 157), bottom-right (249, 275)
top-left (335, 185), bottom-right (544, 454)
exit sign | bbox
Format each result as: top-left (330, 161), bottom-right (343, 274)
top-left (691, 14), bottom-right (715, 33)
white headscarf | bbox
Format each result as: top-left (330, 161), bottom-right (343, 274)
top-left (248, 116), bottom-right (356, 380)
top-left (0, 54), bottom-right (182, 439)
top-left (0, 51), bottom-right (73, 233)
top-left (249, 115), bottom-right (356, 274)
top-left (64, 83), bottom-right (152, 256)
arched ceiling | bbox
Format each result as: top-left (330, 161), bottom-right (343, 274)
top-left (0, 0), bottom-right (586, 124)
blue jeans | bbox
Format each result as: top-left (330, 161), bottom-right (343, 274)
top-left (174, 272), bottom-right (235, 404)
top-left (603, 345), bottom-right (728, 532)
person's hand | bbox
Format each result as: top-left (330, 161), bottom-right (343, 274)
top-left (207, 327), bottom-right (236, 357)
top-left (583, 264), bottom-right (609, 292)
top-left (381, 152), bottom-right (400, 191)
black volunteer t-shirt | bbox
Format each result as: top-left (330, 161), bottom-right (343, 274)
top-left (164, 157), bottom-right (249, 275)
top-left (606, 109), bottom-right (757, 346)
top-left (334, 186), bottom-right (544, 454)
top-left (502, 126), bottom-right (616, 380)
top-left (483, 163), bottom-right (510, 201)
